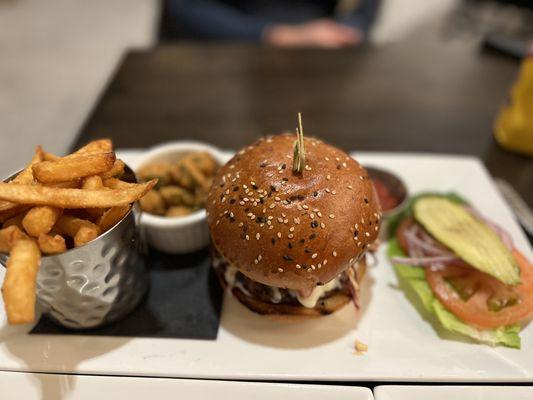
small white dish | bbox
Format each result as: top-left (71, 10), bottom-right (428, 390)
top-left (132, 141), bottom-right (230, 254)
top-left (374, 385), bottom-right (533, 400)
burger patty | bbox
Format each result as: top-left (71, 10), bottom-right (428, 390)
top-left (212, 251), bottom-right (351, 307)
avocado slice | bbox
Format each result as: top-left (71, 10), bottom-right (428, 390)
top-left (413, 196), bottom-right (520, 285)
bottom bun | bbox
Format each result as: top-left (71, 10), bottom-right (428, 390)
top-left (212, 247), bottom-right (367, 319)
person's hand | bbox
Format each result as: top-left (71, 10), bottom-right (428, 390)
top-left (264, 19), bottom-right (362, 49)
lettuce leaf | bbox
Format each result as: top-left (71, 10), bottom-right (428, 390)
top-left (388, 237), bottom-right (521, 348)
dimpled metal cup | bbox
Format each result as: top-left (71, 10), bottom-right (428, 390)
top-left (0, 168), bottom-right (148, 329)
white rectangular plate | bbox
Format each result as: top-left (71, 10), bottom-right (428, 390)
top-left (0, 151), bottom-right (531, 382)
top-left (374, 385), bottom-right (533, 400)
top-left (0, 370), bottom-right (372, 400)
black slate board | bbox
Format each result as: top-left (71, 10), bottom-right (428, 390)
top-left (30, 248), bottom-right (223, 340)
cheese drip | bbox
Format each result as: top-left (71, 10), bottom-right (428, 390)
top-left (223, 263), bottom-right (342, 308)
top-left (292, 277), bottom-right (342, 308)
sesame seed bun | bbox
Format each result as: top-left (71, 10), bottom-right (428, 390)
top-left (206, 134), bottom-right (381, 293)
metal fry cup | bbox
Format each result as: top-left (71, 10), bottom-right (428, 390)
top-left (0, 166), bottom-right (148, 329)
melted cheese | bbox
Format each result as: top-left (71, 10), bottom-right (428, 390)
top-left (223, 262), bottom-right (341, 308)
top-left (292, 277), bottom-right (342, 308)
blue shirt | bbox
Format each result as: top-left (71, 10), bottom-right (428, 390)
top-left (164, 0), bottom-right (380, 41)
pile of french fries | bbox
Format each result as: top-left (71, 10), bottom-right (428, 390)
top-left (0, 139), bottom-right (156, 325)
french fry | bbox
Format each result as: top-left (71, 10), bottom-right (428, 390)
top-left (50, 180), bottom-right (81, 189)
top-left (22, 206), bottom-right (62, 237)
top-left (2, 239), bottom-right (41, 324)
top-left (82, 176), bottom-right (106, 217)
top-left (0, 226), bottom-right (28, 253)
top-left (102, 178), bottom-right (135, 189)
top-left (32, 152), bottom-right (116, 184)
top-left (74, 225), bottom-right (99, 247)
top-left (0, 149), bottom-right (43, 218)
top-left (74, 139), bottom-right (112, 155)
top-left (82, 175), bottom-right (104, 190)
top-left (38, 233), bottom-right (66, 254)
top-left (97, 205), bottom-right (130, 232)
top-left (100, 159), bottom-right (125, 179)
top-left (54, 215), bottom-right (100, 237)
top-left (0, 179), bottom-right (156, 208)
top-left (41, 151), bottom-right (59, 161)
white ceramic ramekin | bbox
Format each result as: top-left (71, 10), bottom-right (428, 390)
top-left (133, 141), bottom-right (229, 254)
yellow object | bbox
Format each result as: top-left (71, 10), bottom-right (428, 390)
top-left (494, 57), bottom-right (533, 156)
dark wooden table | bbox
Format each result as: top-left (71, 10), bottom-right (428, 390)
top-left (73, 40), bottom-right (532, 207)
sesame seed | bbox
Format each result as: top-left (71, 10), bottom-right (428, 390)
top-left (268, 216), bottom-right (273, 220)
top-left (329, 214), bottom-right (335, 219)
top-left (359, 176), bottom-right (364, 180)
top-left (311, 253), bottom-right (318, 259)
top-left (311, 265), bottom-right (316, 270)
top-left (342, 162), bottom-right (347, 168)
top-left (221, 197), bottom-right (226, 203)
top-left (238, 222), bottom-right (244, 227)
top-left (256, 233), bottom-right (261, 240)
top-left (296, 264), bottom-right (301, 269)
top-left (245, 235), bottom-right (250, 240)
top-left (212, 200), bottom-right (216, 205)
top-left (347, 185), bottom-right (353, 190)
top-left (216, 220), bottom-right (220, 225)
top-left (325, 188), bottom-right (331, 193)
top-left (289, 227), bottom-right (295, 232)
top-left (288, 233), bottom-right (294, 239)
top-left (317, 212), bottom-right (322, 218)
top-left (323, 259), bottom-right (328, 265)
top-left (277, 232), bottom-right (282, 238)
top-left (332, 190), bottom-right (337, 195)
top-left (333, 251), bottom-right (337, 257)
top-left (297, 204), bottom-right (303, 211)
top-left (278, 217), bottom-right (284, 223)
top-left (275, 196), bottom-right (281, 201)
top-left (243, 184), bottom-right (248, 189)
top-left (254, 259), bottom-right (258, 264)
top-left (365, 232), bottom-right (370, 237)
top-left (269, 204), bottom-right (275, 209)
top-left (317, 263), bottom-right (322, 269)
top-left (294, 217), bottom-right (301, 224)
top-left (310, 213), bottom-right (315, 219)
top-left (305, 165), bottom-right (311, 171)
top-left (326, 174), bottom-right (331, 180)
top-left (320, 222), bottom-right (326, 229)
top-left (269, 226), bottom-right (273, 230)
top-left (278, 267), bottom-right (284, 272)
top-left (375, 226), bottom-right (379, 231)
top-left (258, 255), bottom-right (262, 261)
top-left (302, 205), bottom-right (309, 210)
top-left (357, 242), bottom-right (362, 246)
top-left (239, 201), bottom-right (245, 205)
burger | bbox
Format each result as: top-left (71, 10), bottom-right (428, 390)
top-left (206, 132), bottom-right (381, 318)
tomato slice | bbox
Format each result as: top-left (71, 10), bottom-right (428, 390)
top-left (425, 249), bottom-right (533, 329)
top-left (396, 217), bottom-right (533, 329)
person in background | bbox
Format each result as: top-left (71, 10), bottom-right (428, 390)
top-left (162, 0), bottom-right (381, 48)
